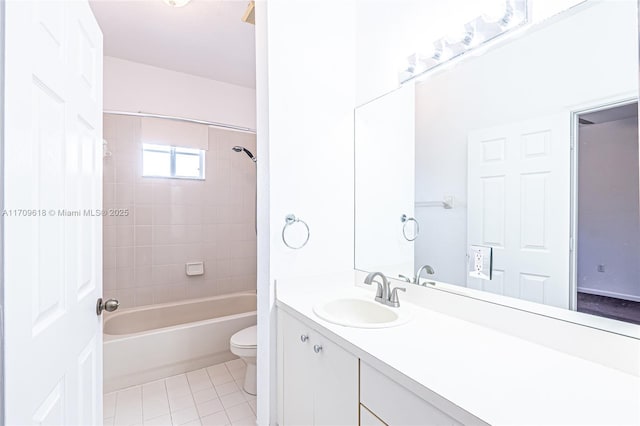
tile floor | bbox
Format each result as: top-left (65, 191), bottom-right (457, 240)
top-left (104, 359), bottom-right (256, 426)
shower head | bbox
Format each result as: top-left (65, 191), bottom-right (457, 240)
top-left (232, 146), bottom-right (257, 163)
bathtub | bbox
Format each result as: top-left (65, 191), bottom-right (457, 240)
top-left (103, 291), bottom-right (256, 392)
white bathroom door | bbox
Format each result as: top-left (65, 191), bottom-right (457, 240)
top-left (467, 115), bottom-right (571, 308)
top-left (3, 1), bottom-right (104, 424)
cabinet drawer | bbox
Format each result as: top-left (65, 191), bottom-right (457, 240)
top-left (360, 362), bottom-right (465, 426)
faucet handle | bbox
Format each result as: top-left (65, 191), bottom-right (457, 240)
top-left (388, 287), bottom-right (406, 307)
top-left (398, 274), bottom-right (411, 283)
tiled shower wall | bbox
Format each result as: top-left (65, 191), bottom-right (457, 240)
top-left (103, 114), bottom-right (257, 308)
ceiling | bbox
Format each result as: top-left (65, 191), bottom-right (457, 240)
top-left (90, 0), bottom-right (256, 88)
top-left (580, 103), bottom-right (638, 125)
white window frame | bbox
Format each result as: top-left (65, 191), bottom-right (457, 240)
top-left (142, 143), bottom-right (205, 180)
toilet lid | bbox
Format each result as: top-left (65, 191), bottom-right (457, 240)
top-left (231, 325), bottom-right (257, 348)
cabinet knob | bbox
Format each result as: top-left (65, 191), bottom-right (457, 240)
top-left (300, 334), bottom-right (309, 343)
top-left (313, 344), bottom-right (323, 353)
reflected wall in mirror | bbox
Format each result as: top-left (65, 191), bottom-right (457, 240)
top-left (355, 86), bottom-right (415, 277)
top-left (354, 0), bottom-right (640, 328)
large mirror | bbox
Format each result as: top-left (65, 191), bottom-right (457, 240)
top-left (355, 0), bottom-right (640, 330)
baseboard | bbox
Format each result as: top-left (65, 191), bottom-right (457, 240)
top-left (577, 287), bottom-right (640, 303)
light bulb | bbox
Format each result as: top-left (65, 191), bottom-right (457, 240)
top-left (163, 0), bottom-right (191, 7)
top-left (481, 0), bottom-right (508, 22)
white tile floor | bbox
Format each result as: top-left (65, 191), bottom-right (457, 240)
top-left (104, 359), bottom-right (256, 426)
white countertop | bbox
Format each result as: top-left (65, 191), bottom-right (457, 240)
top-left (276, 277), bottom-right (640, 425)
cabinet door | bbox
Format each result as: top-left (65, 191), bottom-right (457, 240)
top-left (281, 312), bottom-right (314, 426)
top-left (360, 362), bottom-right (477, 425)
top-left (313, 334), bottom-right (359, 425)
top-left (361, 404), bottom-right (387, 426)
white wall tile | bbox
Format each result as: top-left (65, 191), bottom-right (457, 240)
top-left (103, 183), bottom-right (116, 204)
top-left (116, 267), bottom-right (135, 289)
top-left (116, 247), bottom-right (135, 268)
top-left (135, 246), bottom-right (152, 267)
top-left (115, 160), bottom-right (137, 183)
top-left (104, 247), bottom-right (116, 269)
top-left (135, 205), bottom-right (153, 226)
top-left (103, 268), bottom-right (117, 291)
top-left (134, 266), bottom-right (153, 285)
top-left (135, 226), bottom-right (153, 246)
top-left (151, 264), bottom-right (180, 286)
top-left (115, 288), bottom-right (136, 309)
top-left (103, 114), bottom-right (257, 307)
top-left (115, 225), bottom-right (134, 247)
top-left (134, 183), bottom-right (154, 203)
top-left (135, 287), bottom-right (154, 307)
top-left (115, 183), bottom-right (134, 204)
top-left (102, 226), bottom-right (116, 247)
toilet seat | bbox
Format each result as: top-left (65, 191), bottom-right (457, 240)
top-left (230, 325), bottom-right (257, 349)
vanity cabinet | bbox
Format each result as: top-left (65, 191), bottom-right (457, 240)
top-left (360, 362), bottom-right (478, 425)
top-left (277, 306), bottom-right (483, 426)
top-left (279, 310), bottom-right (358, 426)
top-left (360, 404), bottom-right (387, 426)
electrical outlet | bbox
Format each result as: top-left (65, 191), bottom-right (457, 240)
top-left (598, 264), bottom-right (605, 273)
top-left (444, 195), bottom-right (454, 209)
top-left (469, 245), bottom-right (492, 280)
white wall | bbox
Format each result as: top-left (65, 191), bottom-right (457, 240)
top-left (578, 117), bottom-right (640, 301)
top-left (103, 56), bottom-right (256, 130)
top-left (0, 0), bottom-right (4, 421)
top-left (266, 0), bottom-right (356, 282)
top-left (256, 1), bottom-right (357, 423)
top-left (355, 84), bottom-right (415, 277)
top-left (257, 0), bottom-right (639, 423)
top-left (254, 1), bottom-right (272, 424)
top-left (414, 0), bottom-right (638, 287)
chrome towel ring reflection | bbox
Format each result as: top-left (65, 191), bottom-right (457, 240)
top-left (401, 214), bottom-right (420, 241)
top-left (282, 214), bottom-right (310, 249)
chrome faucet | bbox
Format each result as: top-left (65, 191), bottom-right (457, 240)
top-left (399, 265), bottom-right (435, 286)
top-left (364, 272), bottom-right (406, 307)
top-left (364, 271), bottom-right (389, 303)
top-left (415, 264), bottom-right (435, 286)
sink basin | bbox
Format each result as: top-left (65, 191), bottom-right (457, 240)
top-left (313, 298), bottom-right (412, 328)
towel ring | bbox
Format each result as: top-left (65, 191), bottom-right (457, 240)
top-left (401, 214), bottom-right (419, 241)
top-left (282, 214), bottom-right (310, 249)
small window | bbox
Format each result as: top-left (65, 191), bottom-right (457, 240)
top-left (142, 144), bottom-right (205, 180)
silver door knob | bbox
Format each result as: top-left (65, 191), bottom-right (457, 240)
top-left (96, 298), bottom-right (119, 315)
top-left (300, 334), bottom-right (309, 342)
top-left (313, 344), bottom-right (322, 353)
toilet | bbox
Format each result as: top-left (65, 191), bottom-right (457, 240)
top-left (229, 325), bottom-right (257, 395)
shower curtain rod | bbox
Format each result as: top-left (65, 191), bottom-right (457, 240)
top-left (103, 110), bottom-right (257, 134)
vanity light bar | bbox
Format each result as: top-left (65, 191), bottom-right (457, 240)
top-left (399, 0), bottom-right (528, 84)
